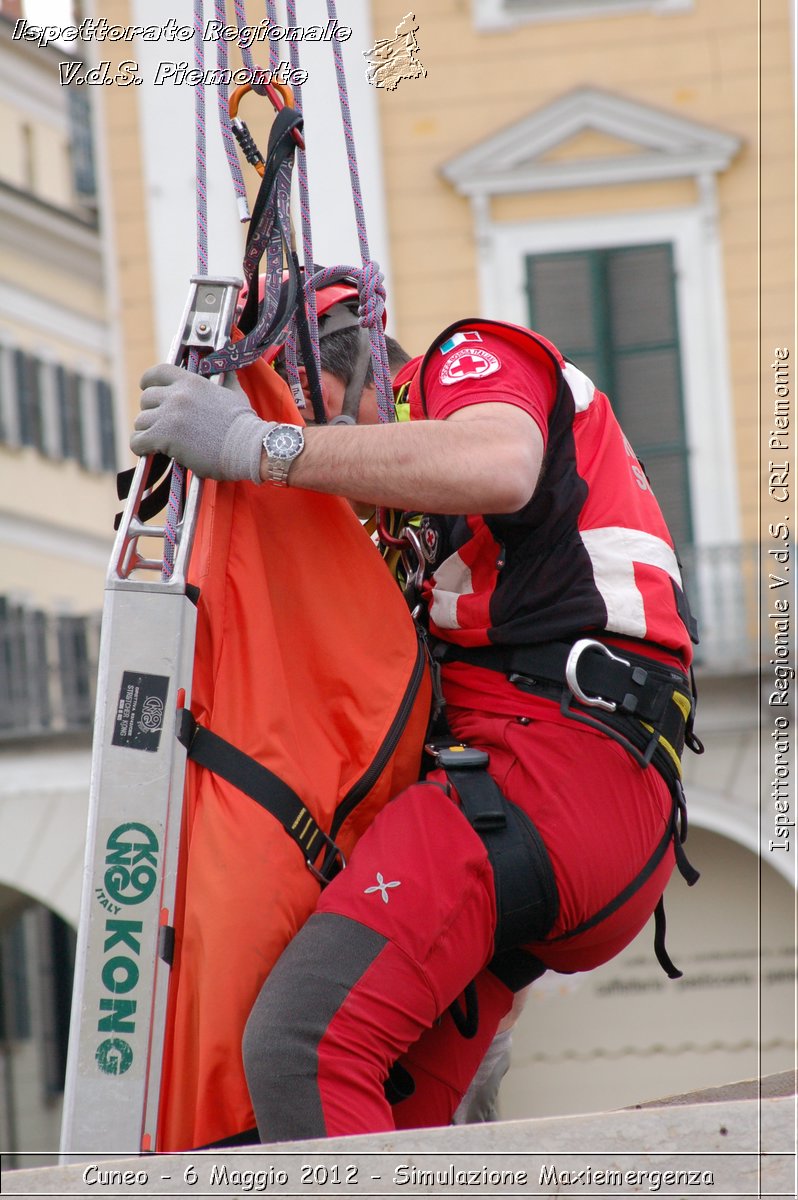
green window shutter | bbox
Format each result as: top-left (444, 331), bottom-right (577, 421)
top-left (56, 365), bottom-right (85, 464)
top-left (96, 379), bottom-right (117, 471)
top-left (525, 243), bottom-right (693, 548)
top-left (13, 351), bottom-right (45, 453)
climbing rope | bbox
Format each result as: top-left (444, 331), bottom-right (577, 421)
top-left (213, 0), bottom-right (249, 223)
top-left (285, 0), bottom-right (320, 375)
top-left (162, 0), bottom-right (208, 580)
top-left (323, 0), bottom-right (394, 424)
top-left (161, 0), bottom-right (398, 578)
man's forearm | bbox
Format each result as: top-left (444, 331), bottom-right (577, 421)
top-left (268, 407), bottom-right (543, 515)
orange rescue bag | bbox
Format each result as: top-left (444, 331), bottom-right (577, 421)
top-left (157, 357), bottom-right (430, 1150)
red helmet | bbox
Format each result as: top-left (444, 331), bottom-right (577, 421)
top-left (236, 268), bottom-right (385, 365)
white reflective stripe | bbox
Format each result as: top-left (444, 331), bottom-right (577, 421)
top-left (580, 527), bottom-right (683, 638)
top-left (428, 551), bottom-right (473, 630)
top-left (562, 362), bottom-right (597, 412)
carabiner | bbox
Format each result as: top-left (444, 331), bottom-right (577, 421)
top-left (399, 525), bottom-right (428, 595)
top-left (564, 638), bottom-right (630, 713)
top-left (228, 79), bottom-right (305, 176)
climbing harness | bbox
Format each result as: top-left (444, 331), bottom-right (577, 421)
top-left (426, 634), bottom-right (703, 992)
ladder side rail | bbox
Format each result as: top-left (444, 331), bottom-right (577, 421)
top-left (60, 277), bottom-right (241, 1161)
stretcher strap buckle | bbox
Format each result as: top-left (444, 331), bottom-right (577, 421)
top-left (306, 835), bottom-right (347, 886)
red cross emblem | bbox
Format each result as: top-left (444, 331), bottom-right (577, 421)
top-left (439, 346), bottom-right (501, 386)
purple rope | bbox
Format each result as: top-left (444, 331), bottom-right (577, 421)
top-left (266, 0), bottom-right (281, 73)
top-left (163, 0), bottom-right (208, 580)
top-left (193, 1), bottom-right (208, 277)
top-left (286, 0), bottom-right (319, 369)
top-left (214, 0), bottom-right (249, 222)
top-left (325, 0), bottom-right (394, 422)
top-left (233, 0), bottom-right (255, 73)
top-left (234, 0), bottom-right (269, 96)
top-left (283, 334), bottom-right (306, 409)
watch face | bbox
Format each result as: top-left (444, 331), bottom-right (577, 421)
top-left (267, 424), bottom-right (303, 460)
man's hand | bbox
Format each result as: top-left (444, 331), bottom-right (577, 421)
top-left (131, 364), bottom-right (270, 483)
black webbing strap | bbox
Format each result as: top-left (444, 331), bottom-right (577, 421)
top-left (115, 453), bottom-right (173, 530)
top-left (201, 106), bottom-right (306, 380)
top-left (488, 947), bottom-right (547, 992)
top-left (431, 728), bottom-right (698, 983)
top-left (446, 763), bottom-right (559, 955)
top-left (653, 897), bottom-right (681, 979)
top-left (177, 710), bottom-right (343, 883)
top-left (435, 639), bottom-right (691, 729)
top-left (448, 980), bottom-right (480, 1039)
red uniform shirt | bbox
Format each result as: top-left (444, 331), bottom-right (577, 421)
top-left (397, 320), bottom-right (696, 718)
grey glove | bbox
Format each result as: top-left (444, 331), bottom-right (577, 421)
top-left (132, 363), bottom-right (272, 483)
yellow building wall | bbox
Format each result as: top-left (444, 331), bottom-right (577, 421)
top-left (90, 0), bottom-right (159, 435)
top-left (370, 0), bottom-right (793, 545)
top-left (0, 31), bottom-right (119, 608)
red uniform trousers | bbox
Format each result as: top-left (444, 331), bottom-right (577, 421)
top-left (242, 706), bottom-right (676, 1141)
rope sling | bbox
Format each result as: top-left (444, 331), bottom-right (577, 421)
top-left (160, 0), bottom-right (396, 581)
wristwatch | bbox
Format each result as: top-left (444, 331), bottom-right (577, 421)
top-left (262, 422), bottom-right (305, 486)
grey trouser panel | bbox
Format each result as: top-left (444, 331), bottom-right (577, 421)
top-left (242, 911), bottom-right (388, 1142)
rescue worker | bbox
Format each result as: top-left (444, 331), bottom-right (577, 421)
top-left (132, 292), bottom-right (699, 1140)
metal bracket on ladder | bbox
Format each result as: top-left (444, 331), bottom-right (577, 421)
top-left (60, 277), bottom-right (242, 1160)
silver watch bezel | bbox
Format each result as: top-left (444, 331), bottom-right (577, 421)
top-left (263, 423), bottom-right (304, 486)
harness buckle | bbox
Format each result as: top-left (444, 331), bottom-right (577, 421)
top-left (305, 832), bottom-right (347, 887)
top-left (565, 639), bottom-right (630, 713)
top-left (425, 743), bottom-right (490, 770)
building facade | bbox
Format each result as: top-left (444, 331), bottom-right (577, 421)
top-left (0, 0), bottom-right (124, 1163)
top-left (0, 0), bottom-right (794, 1160)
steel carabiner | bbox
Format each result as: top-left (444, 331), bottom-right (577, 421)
top-left (228, 79), bottom-right (305, 176)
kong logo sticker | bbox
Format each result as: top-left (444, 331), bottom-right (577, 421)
top-left (440, 347), bottom-right (501, 386)
top-left (103, 822), bottom-right (159, 907)
top-left (91, 822), bottom-right (161, 1078)
top-left (138, 693), bottom-right (165, 735)
top-left (112, 671), bottom-right (170, 752)
top-left (95, 1037), bottom-right (134, 1076)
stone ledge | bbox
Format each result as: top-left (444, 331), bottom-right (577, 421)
top-left (632, 1068), bottom-right (796, 1108)
top-left (2, 1090), bottom-right (794, 1196)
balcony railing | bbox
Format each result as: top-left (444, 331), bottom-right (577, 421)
top-left (680, 543), bottom-right (760, 675)
top-left (0, 543), bottom-right (761, 741)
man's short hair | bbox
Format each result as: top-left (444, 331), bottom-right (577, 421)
top-left (319, 322), bottom-right (410, 388)
top-left (276, 301), bottom-right (410, 387)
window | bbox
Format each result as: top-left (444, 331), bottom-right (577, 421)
top-left (0, 600), bottom-right (98, 738)
top-left (0, 917), bottom-right (31, 1042)
top-left (67, 86), bottom-right (97, 203)
top-left (13, 350), bottom-right (45, 453)
top-left (0, 906), bottom-right (76, 1098)
top-left (475, 0), bottom-right (691, 28)
top-left (0, 600), bottom-right (52, 736)
top-left (57, 614), bottom-right (94, 729)
top-left (96, 379), bottom-right (117, 471)
top-left (38, 909), bottom-right (76, 1095)
top-left (3, 345), bottom-right (116, 473)
top-left (525, 243), bottom-right (693, 547)
top-left (0, 344), bottom-right (6, 443)
top-left (55, 364), bottom-right (85, 464)
top-left (21, 123), bottom-right (36, 193)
